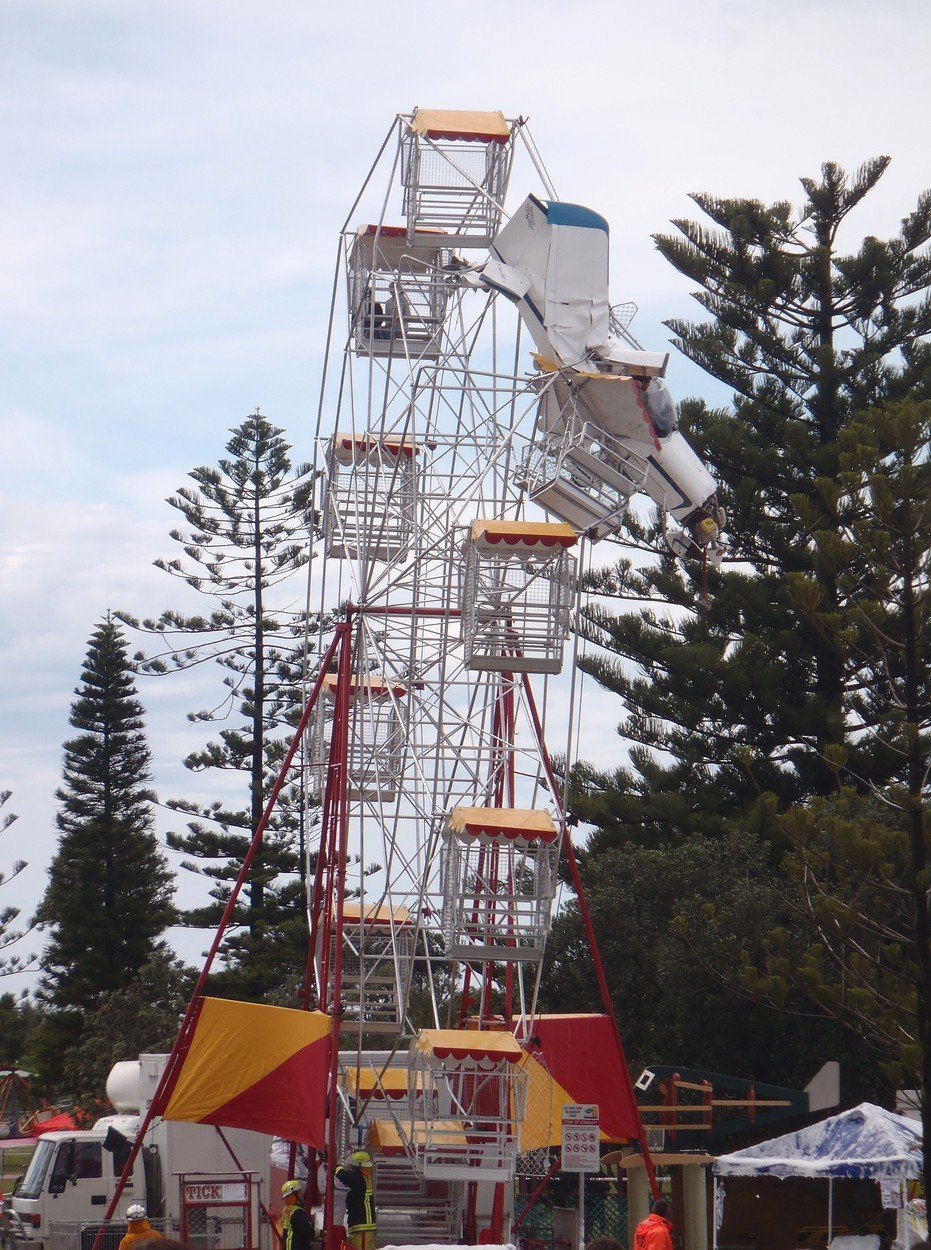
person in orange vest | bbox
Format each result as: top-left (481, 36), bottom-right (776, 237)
top-left (634, 1199), bottom-right (674, 1250)
top-left (118, 1205), bottom-right (164, 1250)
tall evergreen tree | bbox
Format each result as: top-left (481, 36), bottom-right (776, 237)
top-left (743, 398), bottom-right (931, 1198)
top-left (574, 159), bottom-right (931, 847)
top-left (118, 411), bottom-right (318, 1000)
top-left (36, 617), bottom-right (174, 1011)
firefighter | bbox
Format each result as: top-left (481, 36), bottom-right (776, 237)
top-left (333, 1151), bottom-right (376, 1250)
top-left (281, 1179), bottom-right (315, 1250)
top-left (118, 1205), bottom-right (164, 1250)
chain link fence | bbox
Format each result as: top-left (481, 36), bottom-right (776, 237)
top-left (517, 1176), bottom-right (628, 1250)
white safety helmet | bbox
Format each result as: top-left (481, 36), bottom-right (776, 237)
top-left (126, 1205), bottom-right (147, 1221)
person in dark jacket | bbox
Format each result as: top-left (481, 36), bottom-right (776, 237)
top-left (280, 1179), bottom-right (315, 1250)
top-left (333, 1151), bottom-right (376, 1250)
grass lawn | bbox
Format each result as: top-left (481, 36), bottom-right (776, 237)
top-left (1, 1146), bottom-right (35, 1194)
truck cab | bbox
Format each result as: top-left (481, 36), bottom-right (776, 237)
top-left (10, 1125), bottom-right (146, 1246)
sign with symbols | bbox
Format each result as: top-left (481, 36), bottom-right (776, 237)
top-left (561, 1102), bottom-right (600, 1172)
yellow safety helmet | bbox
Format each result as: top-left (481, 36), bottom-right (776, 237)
top-left (281, 1179), bottom-right (303, 1199)
top-left (349, 1150), bottom-right (372, 1167)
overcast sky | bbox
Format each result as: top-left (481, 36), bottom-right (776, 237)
top-left (3, 0), bottom-right (929, 986)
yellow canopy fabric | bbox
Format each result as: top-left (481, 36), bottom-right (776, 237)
top-left (414, 1028), bottom-right (522, 1062)
top-left (470, 519), bottom-right (578, 550)
top-left (369, 1118), bottom-right (468, 1154)
top-left (517, 1050), bottom-right (622, 1151)
top-left (411, 109), bottom-right (509, 143)
top-left (341, 901), bottom-right (411, 925)
top-left (320, 673), bottom-right (407, 698)
top-left (447, 806), bottom-right (559, 845)
top-left (344, 1066), bottom-right (423, 1099)
top-left (162, 998), bottom-right (332, 1147)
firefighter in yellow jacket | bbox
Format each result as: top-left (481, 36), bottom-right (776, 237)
top-left (334, 1151), bottom-right (376, 1250)
top-left (280, 1179), bottom-right (315, 1250)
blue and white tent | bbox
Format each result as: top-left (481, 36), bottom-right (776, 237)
top-left (714, 1102), bottom-right (923, 1181)
top-left (712, 1103), bottom-right (924, 1249)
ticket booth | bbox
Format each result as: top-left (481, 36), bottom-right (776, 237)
top-left (179, 1172), bottom-right (260, 1250)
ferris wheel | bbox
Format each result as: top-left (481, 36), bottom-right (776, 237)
top-left (304, 108), bottom-right (720, 1247)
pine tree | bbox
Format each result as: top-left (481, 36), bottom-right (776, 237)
top-left (574, 159), bottom-right (931, 848)
top-left (0, 791), bottom-right (32, 976)
top-left (744, 398), bottom-right (931, 1200)
top-left (36, 617), bottom-right (174, 1011)
top-left (118, 411), bottom-right (319, 1000)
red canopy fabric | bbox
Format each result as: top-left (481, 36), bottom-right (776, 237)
top-left (32, 1113), bottom-right (78, 1135)
top-left (524, 1014), bottom-right (643, 1141)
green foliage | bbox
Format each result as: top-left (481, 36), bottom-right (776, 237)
top-left (569, 155), bottom-right (930, 1193)
top-left (542, 829), bottom-right (864, 1087)
top-left (746, 791), bottom-right (921, 1083)
top-left (0, 992), bottom-right (37, 1067)
top-left (574, 160), bottom-right (931, 846)
top-left (58, 948), bottom-right (193, 1113)
top-left (119, 411), bottom-right (320, 1001)
top-left (748, 399), bottom-right (931, 1196)
top-left (35, 617), bottom-right (174, 1016)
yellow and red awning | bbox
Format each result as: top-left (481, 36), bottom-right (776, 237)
top-left (344, 1066), bottom-right (424, 1101)
top-left (469, 519), bottom-right (578, 553)
top-left (320, 673), bottom-right (407, 699)
top-left (414, 1028), bottom-right (523, 1065)
top-left (410, 109), bottom-right (510, 145)
top-left (162, 998), bottom-right (332, 1148)
top-left (330, 432), bottom-right (425, 464)
top-left (447, 806), bottom-right (559, 846)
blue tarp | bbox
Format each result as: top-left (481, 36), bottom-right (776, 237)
top-left (713, 1102), bottom-right (923, 1180)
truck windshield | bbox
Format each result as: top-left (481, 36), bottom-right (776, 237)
top-left (16, 1139), bottom-right (54, 1199)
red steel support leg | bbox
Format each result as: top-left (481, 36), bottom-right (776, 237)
top-left (323, 619), bottom-right (356, 1250)
top-left (520, 672), bottom-right (660, 1201)
top-left (90, 631), bottom-right (344, 1250)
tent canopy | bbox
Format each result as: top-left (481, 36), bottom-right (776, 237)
top-left (714, 1102), bottom-right (923, 1181)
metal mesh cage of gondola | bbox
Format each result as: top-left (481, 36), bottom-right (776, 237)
top-left (440, 806), bottom-right (560, 962)
top-left (401, 110), bottom-right (514, 247)
top-left (460, 520), bottom-right (578, 674)
top-left (330, 906), bottom-right (416, 1034)
top-left (515, 423), bottom-right (650, 541)
top-left (405, 1029), bottom-right (528, 1180)
top-left (308, 673), bottom-right (407, 802)
top-left (323, 433), bottom-right (421, 562)
top-left (348, 226), bottom-right (453, 359)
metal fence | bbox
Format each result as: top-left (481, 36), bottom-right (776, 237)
top-left (47, 1219), bottom-right (178, 1250)
top-left (517, 1181), bottom-right (629, 1250)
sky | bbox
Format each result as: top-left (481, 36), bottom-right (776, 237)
top-left (2, 0), bottom-right (930, 988)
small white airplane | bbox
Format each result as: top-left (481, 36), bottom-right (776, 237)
top-left (472, 194), bottom-right (725, 565)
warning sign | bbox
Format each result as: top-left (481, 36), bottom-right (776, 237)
top-left (561, 1102), bottom-right (600, 1172)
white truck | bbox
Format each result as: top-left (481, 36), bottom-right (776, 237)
top-left (8, 1055), bottom-right (276, 1250)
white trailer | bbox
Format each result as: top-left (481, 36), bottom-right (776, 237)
top-left (9, 1056), bottom-right (275, 1250)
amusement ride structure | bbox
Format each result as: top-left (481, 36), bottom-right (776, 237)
top-left (301, 107), bottom-right (725, 1246)
top-left (89, 108), bottom-right (726, 1250)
